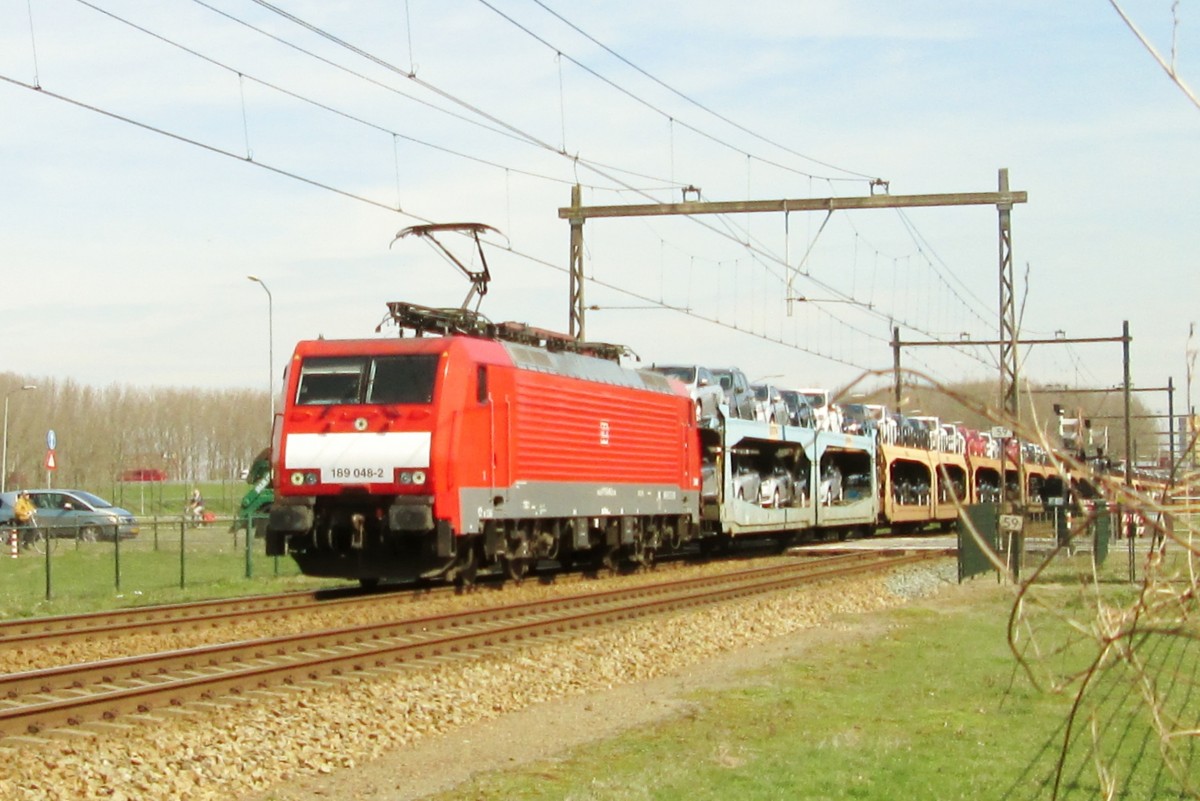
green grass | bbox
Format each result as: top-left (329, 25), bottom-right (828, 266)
top-left (429, 578), bottom-right (1197, 801)
top-left (101, 479), bottom-right (251, 518)
top-left (0, 478), bottom-right (321, 617)
top-left (0, 524), bottom-right (346, 618)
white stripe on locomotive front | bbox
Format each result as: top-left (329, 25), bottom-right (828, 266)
top-left (284, 432), bottom-right (432, 472)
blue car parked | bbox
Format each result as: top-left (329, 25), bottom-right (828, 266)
top-left (0, 489), bottom-right (139, 542)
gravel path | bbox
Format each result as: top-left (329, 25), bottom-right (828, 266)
top-left (0, 558), bottom-right (961, 801)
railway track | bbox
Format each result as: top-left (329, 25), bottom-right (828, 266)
top-left (0, 551), bottom-right (938, 742)
top-left (0, 552), bottom-right (717, 653)
top-left (0, 588), bottom-right (358, 650)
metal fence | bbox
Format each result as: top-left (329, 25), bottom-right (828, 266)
top-left (958, 502), bottom-right (1119, 583)
top-left (2, 513), bottom-right (306, 602)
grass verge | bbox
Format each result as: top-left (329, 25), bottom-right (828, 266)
top-left (427, 578), bottom-right (1166, 801)
top-left (0, 527), bottom-right (345, 618)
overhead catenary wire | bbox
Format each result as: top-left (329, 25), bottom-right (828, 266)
top-left (0, 72), bottom-right (415, 218)
top-left (11, 1), bottom-right (1014, 383)
top-left (13, 21), bottom-right (892, 380)
top-left (82, 0), bottom-right (674, 194)
top-left (182, 0), bottom-right (1001, 366)
top-left (477, 0), bottom-right (881, 184)
top-left (188, 0), bottom-right (708, 194)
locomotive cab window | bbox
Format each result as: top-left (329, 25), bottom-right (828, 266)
top-left (296, 355), bottom-right (438, 405)
top-left (367, 355), bottom-right (438, 404)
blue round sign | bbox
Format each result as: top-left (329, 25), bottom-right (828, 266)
top-left (47, 429), bottom-right (56, 450)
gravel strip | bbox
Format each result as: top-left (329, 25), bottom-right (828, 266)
top-left (0, 557), bottom-right (801, 674)
top-left (0, 558), bottom-right (958, 801)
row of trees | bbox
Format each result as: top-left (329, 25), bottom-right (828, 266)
top-left (2, 373), bottom-right (271, 491)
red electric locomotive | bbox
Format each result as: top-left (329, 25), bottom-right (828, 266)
top-left (265, 303), bottom-right (701, 585)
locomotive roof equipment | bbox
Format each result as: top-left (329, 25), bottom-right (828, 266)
top-left (391, 222), bottom-right (500, 312)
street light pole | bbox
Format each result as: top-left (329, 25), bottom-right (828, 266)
top-left (247, 276), bottom-right (275, 427)
top-left (2, 384), bottom-right (37, 493)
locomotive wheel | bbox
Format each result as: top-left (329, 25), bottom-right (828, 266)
top-left (453, 548), bottom-right (479, 592)
top-left (504, 556), bottom-right (530, 583)
top-left (642, 547), bottom-right (656, 571)
top-left (600, 545), bottom-right (620, 576)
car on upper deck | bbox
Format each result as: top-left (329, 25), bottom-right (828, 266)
top-left (710, 367), bottom-right (756, 420)
top-left (751, 383), bottom-right (789, 425)
top-left (777, 389), bottom-right (816, 428)
top-left (798, 388), bottom-right (841, 431)
top-left (647, 364), bottom-right (725, 424)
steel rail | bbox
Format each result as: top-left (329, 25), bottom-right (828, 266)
top-left (0, 583), bottom-right (464, 649)
top-left (0, 551), bottom-right (943, 739)
top-left (0, 553), bottom-right (887, 699)
top-left (0, 549), bottom-right (709, 649)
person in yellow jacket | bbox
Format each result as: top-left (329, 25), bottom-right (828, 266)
top-left (13, 492), bottom-right (37, 548)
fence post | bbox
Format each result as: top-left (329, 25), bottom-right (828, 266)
top-left (114, 521), bottom-right (122, 593)
top-left (244, 513), bottom-right (254, 579)
top-left (179, 519), bottom-right (186, 589)
top-left (44, 526), bottom-right (53, 601)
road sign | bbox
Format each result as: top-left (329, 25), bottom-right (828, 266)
top-left (45, 450), bottom-right (57, 471)
top-left (999, 514), bottom-right (1023, 533)
top-left (46, 429), bottom-right (56, 450)
top-left (991, 426), bottom-right (1013, 439)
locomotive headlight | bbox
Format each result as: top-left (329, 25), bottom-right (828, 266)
top-left (305, 472), bottom-right (318, 485)
top-left (290, 471), bottom-right (306, 486)
top-left (354, 417), bottom-right (369, 431)
top-left (412, 470), bottom-right (426, 485)
top-left (399, 472), bottom-right (413, 485)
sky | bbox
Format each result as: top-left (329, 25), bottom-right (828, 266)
top-left (1, 1), bottom-right (1197, 433)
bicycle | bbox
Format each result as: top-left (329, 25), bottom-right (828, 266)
top-left (21, 522), bottom-right (56, 555)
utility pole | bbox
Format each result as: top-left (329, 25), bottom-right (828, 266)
top-left (568, 184), bottom-right (585, 339)
top-left (559, 170), bottom-right (1027, 343)
top-left (1188, 323), bottom-right (1197, 469)
top-left (1168, 376), bottom-right (1175, 475)
top-left (997, 169), bottom-right (1019, 421)
top-left (892, 327), bottom-right (902, 413)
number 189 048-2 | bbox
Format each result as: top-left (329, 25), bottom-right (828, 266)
top-left (326, 466), bottom-right (387, 481)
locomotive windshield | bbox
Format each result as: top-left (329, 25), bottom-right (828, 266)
top-left (296, 354), bottom-right (439, 406)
